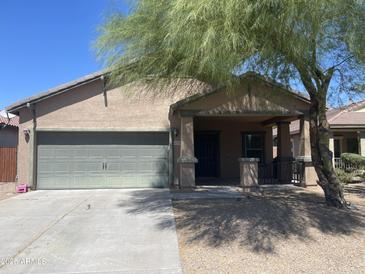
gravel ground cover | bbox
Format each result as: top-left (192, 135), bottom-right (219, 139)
top-left (173, 184), bottom-right (365, 274)
top-left (0, 182), bottom-right (16, 201)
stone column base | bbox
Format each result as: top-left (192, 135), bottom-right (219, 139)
top-left (177, 156), bottom-right (198, 188)
top-left (239, 158), bottom-right (260, 192)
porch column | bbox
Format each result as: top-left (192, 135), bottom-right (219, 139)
top-left (329, 133), bottom-right (335, 167)
top-left (360, 131), bottom-right (365, 157)
top-left (239, 158), bottom-right (260, 192)
top-left (177, 116), bottom-right (198, 188)
top-left (276, 121), bottom-right (291, 183)
top-left (297, 117), bottom-right (318, 186)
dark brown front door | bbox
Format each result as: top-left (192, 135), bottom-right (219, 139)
top-left (194, 132), bottom-right (220, 177)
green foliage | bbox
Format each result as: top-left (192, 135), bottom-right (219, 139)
top-left (95, 0), bottom-right (365, 96)
top-left (335, 168), bottom-right (354, 184)
top-left (341, 153), bottom-right (365, 168)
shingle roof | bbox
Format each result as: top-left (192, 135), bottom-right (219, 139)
top-left (6, 71), bottom-right (105, 113)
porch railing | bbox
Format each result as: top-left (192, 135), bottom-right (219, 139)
top-left (258, 160), bottom-right (304, 185)
top-left (334, 157), bottom-right (362, 172)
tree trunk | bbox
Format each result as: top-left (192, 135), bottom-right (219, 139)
top-left (308, 92), bottom-right (348, 208)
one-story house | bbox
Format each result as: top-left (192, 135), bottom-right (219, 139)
top-left (275, 100), bottom-right (365, 167)
top-left (6, 71), bottom-right (318, 189)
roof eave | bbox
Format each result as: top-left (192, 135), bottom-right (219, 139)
top-left (6, 71), bottom-right (105, 114)
top-left (330, 125), bottom-right (365, 129)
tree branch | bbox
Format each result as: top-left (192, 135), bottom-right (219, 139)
top-left (324, 55), bottom-right (354, 73)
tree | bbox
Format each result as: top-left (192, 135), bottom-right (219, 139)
top-left (96, 0), bottom-right (365, 207)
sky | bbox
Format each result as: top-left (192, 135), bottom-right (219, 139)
top-left (0, 1), bottom-right (362, 110)
top-left (0, 0), bottom-right (130, 110)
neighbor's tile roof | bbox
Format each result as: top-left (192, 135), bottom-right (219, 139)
top-left (0, 115), bottom-right (19, 127)
top-left (327, 99), bottom-right (365, 127)
top-left (329, 112), bottom-right (365, 126)
top-left (273, 99), bottom-right (365, 136)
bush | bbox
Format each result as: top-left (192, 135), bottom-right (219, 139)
top-left (335, 168), bottom-right (354, 184)
top-left (341, 153), bottom-right (365, 168)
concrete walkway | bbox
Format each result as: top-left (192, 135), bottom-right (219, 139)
top-left (171, 185), bottom-right (303, 200)
top-left (0, 189), bottom-right (182, 274)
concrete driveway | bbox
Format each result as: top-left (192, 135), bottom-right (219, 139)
top-left (0, 189), bottom-right (182, 274)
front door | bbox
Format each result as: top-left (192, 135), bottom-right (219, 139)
top-left (194, 132), bottom-right (220, 177)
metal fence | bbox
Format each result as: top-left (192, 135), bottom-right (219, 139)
top-left (258, 160), bottom-right (304, 185)
top-left (334, 158), bottom-right (362, 172)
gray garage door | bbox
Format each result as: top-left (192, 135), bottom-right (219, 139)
top-left (37, 132), bottom-right (169, 189)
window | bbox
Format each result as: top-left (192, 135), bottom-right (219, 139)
top-left (242, 133), bottom-right (265, 162)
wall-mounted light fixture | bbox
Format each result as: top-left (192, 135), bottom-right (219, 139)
top-left (23, 128), bottom-right (31, 137)
top-left (171, 128), bottom-right (179, 137)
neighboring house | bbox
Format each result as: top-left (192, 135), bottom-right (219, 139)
top-left (0, 113), bottom-right (19, 182)
top-left (274, 100), bottom-right (365, 166)
top-left (6, 71), bottom-right (317, 190)
top-left (0, 113), bottom-right (19, 147)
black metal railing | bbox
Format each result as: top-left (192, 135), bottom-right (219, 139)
top-left (258, 160), bottom-right (304, 185)
top-left (334, 157), bottom-right (360, 171)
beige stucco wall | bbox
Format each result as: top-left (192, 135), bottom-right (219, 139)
top-left (291, 134), bottom-right (300, 157)
top-left (15, 75), bottom-right (311, 187)
top-left (16, 78), bottom-right (206, 185)
top-left (178, 79), bottom-right (310, 115)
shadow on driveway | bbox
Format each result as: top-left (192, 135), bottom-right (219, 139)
top-left (117, 189), bottom-right (177, 230)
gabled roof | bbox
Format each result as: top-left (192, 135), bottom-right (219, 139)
top-left (7, 70), bottom-right (310, 115)
top-left (329, 112), bottom-right (365, 127)
top-left (327, 99), bottom-right (365, 127)
top-left (6, 71), bottom-right (105, 114)
top-left (170, 72), bottom-right (310, 112)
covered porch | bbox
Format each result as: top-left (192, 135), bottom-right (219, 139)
top-left (329, 129), bottom-right (365, 168)
top-left (178, 115), bottom-right (312, 188)
top-left (170, 74), bottom-right (317, 189)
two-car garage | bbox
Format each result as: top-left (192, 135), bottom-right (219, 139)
top-left (36, 132), bottom-right (170, 189)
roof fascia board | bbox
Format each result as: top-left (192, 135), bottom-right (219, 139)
top-left (7, 73), bottom-right (104, 113)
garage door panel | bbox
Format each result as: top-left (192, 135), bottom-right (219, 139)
top-left (38, 161), bottom-right (70, 174)
top-left (37, 132), bottom-right (169, 189)
top-left (137, 146), bottom-right (168, 157)
top-left (37, 175), bottom-right (71, 189)
top-left (72, 161), bottom-right (104, 172)
top-left (72, 174), bottom-right (106, 188)
top-left (104, 175), bottom-right (168, 188)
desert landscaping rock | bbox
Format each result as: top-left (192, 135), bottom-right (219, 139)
top-left (173, 185), bottom-right (365, 274)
